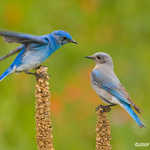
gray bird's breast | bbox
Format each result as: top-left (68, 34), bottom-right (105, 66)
top-left (91, 77), bottom-right (119, 105)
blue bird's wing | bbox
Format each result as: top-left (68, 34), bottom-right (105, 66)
top-left (91, 69), bottom-right (141, 113)
top-left (0, 31), bottom-right (47, 44)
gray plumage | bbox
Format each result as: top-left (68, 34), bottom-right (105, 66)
top-left (86, 52), bottom-right (144, 127)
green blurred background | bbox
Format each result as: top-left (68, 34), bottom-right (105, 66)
top-left (0, 0), bottom-right (150, 150)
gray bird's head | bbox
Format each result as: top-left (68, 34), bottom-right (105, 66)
top-left (51, 30), bottom-right (78, 46)
top-left (85, 52), bottom-right (113, 67)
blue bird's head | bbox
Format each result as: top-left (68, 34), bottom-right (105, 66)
top-left (51, 30), bottom-right (77, 46)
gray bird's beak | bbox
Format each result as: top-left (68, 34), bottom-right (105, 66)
top-left (70, 39), bottom-right (78, 44)
top-left (85, 56), bottom-right (95, 59)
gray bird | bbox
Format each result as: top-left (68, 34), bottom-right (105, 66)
top-left (86, 52), bottom-right (144, 128)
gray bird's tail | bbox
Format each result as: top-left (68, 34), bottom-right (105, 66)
top-left (120, 101), bottom-right (145, 128)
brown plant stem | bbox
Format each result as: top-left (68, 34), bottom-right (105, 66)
top-left (96, 105), bottom-right (112, 150)
top-left (35, 66), bottom-right (54, 150)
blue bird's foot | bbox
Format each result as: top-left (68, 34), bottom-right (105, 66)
top-left (96, 104), bottom-right (116, 112)
top-left (24, 71), bottom-right (45, 79)
top-left (35, 65), bottom-right (42, 70)
top-left (35, 65), bottom-right (50, 76)
top-left (24, 71), bottom-right (36, 76)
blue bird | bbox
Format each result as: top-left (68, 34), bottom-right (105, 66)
top-left (0, 30), bottom-right (77, 81)
top-left (86, 52), bottom-right (145, 128)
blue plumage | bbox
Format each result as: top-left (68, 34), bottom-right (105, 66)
top-left (0, 30), bottom-right (77, 81)
top-left (0, 67), bottom-right (12, 81)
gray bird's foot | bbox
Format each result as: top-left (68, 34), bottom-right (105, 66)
top-left (96, 105), bottom-right (111, 112)
top-left (96, 104), bottom-right (116, 112)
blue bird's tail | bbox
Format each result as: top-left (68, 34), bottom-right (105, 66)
top-left (0, 67), bottom-right (13, 81)
top-left (120, 101), bottom-right (145, 128)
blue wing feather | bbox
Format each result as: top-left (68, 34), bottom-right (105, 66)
top-left (0, 31), bottom-right (48, 44)
top-left (92, 69), bottom-right (131, 104)
top-left (102, 86), bottom-right (131, 104)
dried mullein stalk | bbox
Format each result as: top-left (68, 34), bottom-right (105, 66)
top-left (35, 66), bottom-right (54, 150)
top-left (96, 105), bottom-right (112, 150)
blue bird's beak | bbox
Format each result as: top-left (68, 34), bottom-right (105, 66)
top-left (70, 39), bottom-right (78, 44)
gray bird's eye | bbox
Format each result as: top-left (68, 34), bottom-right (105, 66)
top-left (96, 56), bottom-right (101, 59)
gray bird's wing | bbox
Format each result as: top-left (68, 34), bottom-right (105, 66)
top-left (117, 85), bottom-right (141, 113)
top-left (91, 68), bottom-right (141, 113)
top-left (0, 31), bottom-right (48, 44)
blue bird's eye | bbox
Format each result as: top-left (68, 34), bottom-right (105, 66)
top-left (63, 36), bottom-right (67, 40)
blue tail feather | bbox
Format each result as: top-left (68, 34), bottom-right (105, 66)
top-left (103, 87), bottom-right (145, 127)
top-left (0, 67), bottom-right (13, 81)
top-left (120, 101), bottom-right (145, 128)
